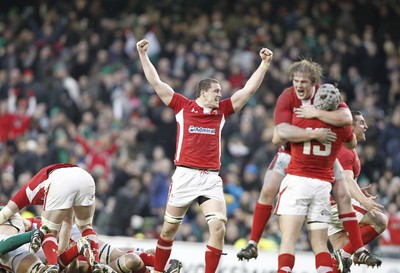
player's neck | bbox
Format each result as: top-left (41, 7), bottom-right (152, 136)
top-left (196, 98), bottom-right (206, 108)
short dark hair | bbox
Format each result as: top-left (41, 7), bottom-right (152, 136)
top-left (195, 78), bottom-right (220, 98)
top-left (351, 110), bottom-right (363, 125)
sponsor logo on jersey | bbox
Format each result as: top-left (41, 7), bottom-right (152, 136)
top-left (188, 125), bottom-right (216, 135)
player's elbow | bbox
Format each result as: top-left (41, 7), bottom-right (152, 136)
top-left (272, 127), bottom-right (287, 146)
top-left (336, 109), bottom-right (353, 126)
top-left (341, 116), bottom-right (353, 126)
top-left (344, 137), bottom-right (357, 150)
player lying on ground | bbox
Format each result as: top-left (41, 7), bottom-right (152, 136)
top-left (0, 210), bottom-right (93, 273)
top-left (68, 224), bottom-right (183, 273)
top-left (0, 212), bottom-right (182, 273)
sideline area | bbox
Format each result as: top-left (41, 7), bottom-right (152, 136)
top-left (100, 235), bottom-right (399, 273)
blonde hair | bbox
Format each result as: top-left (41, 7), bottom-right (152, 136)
top-left (288, 59), bottom-right (323, 84)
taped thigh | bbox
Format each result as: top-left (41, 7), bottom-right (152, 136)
top-left (307, 222), bottom-right (328, 230)
top-left (205, 212), bottom-right (227, 223)
top-left (41, 217), bottom-right (62, 232)
top-left (75, 216), bottom-right (93, 227)
top-left (164, 212), bottom-right (184, 224)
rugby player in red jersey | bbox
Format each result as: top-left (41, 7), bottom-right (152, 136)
top-left (137, 38), bottom-right (273, 273)
top-left (274, 84), bottom-right (355, 273)
top-left (0, 164), bottom-right (114, 273)
top-left (329, 111), bottom-right (387, 272)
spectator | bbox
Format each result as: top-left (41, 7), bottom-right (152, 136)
top-left (108, 178), bottom-right (151, 236)
top-left (0, 0), bottom-right (398, 259)
top-left (379, 105), bottom-right (400, 176)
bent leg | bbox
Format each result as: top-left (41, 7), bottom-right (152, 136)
top-left (40, 209), bottom-right (70, 266)
top-left (251, 170), bottom-right (284, 243)
top-left (331, 179), bottom-right (364, 253)
top-left (74, 204), bottom-right (98, 265)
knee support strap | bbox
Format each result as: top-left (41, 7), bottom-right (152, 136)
top-left (41, 217), bottom-right (62, 232)
top-left (205, 212), bottom-right (227, 223)
top-left (75, 216), bottom-right (93, 227)
top-left (307, 222), bottom-right (328, 230)
top-left (164, 212), bottom-right (184, 224)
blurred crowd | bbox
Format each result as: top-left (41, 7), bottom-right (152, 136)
top-left (0, 0), bottom-right (399, 258)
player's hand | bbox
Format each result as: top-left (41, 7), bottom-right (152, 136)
top-left (312, 128), bottom-right (337, 144)
top-left (136, 39), bottom-right (149, 53)
top-left (360, 184), bottom-right (376, 198)
top-left (361, 196), bottom-right (384, 217)
top-left (295, 105), bottom-right (318, 119)
top-left (260, 48), bottom-right (273, 65)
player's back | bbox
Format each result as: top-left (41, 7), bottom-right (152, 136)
top-left (287, 117), bottom-right (353, 182)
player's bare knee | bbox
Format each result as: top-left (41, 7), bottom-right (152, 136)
top-left (373, 213), bottom-right (388, 233)
top-left (161, 228), bottom-right (178, 239)
top-left (117, 254), bottom-right (142, 273)
top-left (210, 223), bottom-right (226, 239)
top-left (260, 185), bottom-right (276, 200)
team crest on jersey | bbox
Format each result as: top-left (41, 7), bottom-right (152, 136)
top-left (211, 110), bottom-right (219, 115)
top-left (188, 125), bottom-right (216, 135)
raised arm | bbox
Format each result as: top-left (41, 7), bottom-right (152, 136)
top-left (230, 48), bottom-right (273, 112)
top-left (136, 39), bottom-right (175, 105)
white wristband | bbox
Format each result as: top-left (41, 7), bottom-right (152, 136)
top-left (0, 206), bottom-right (14, 224)
top-left (260, 62), bottom-right (270, 70)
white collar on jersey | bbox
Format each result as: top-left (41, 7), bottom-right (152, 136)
top-left (301, 86), bottom-right (316, 106)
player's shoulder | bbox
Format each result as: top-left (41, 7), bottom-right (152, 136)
top-left (281, 86), bottom-right (295, 96)
top-left (169, 92), bottom-right (193, 108)
top-left (337, 144), bottom-right (354, 158)
top-left (277, 86), bottom-right (296, 103)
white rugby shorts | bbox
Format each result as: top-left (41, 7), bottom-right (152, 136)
top-left (267, 152), bottom-right (291, 176)
top-left (43, 167), bottom-right (96, 211)
top-left (168, 166), bottom-right (224, 207)
top-left (328, 199), bottom-right (366, 236)
top-left (275, 174), bottom-right (332, 223)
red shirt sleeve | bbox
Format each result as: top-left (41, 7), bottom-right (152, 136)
top-left (168, 93), bottom-right (187, 113)
top-left (274, 88), bottom-right (294, 125)
top-left (343, 126), bottom-right (354, 143)
top-left (10, 185), bottom-right (31, 210)
top-left (337, 146), bottom-right (354, 171)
